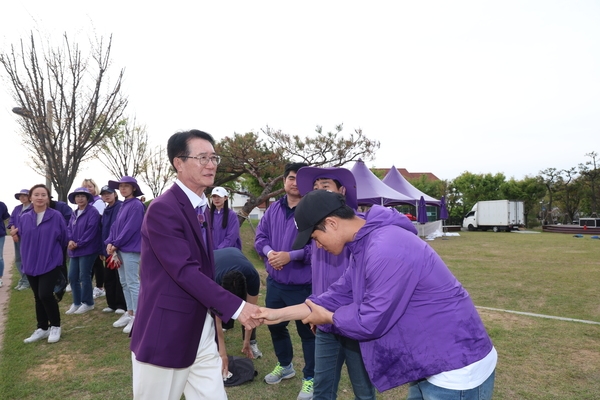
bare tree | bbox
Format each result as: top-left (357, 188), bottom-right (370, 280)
top-left (215, 124), bottom-right (380, 225)
top-left (96, 117), bottom-right (148, 179)
top-left (1, 32), bottom-right (127, 201)
top-left (140, 145), bottom-right (175, 198)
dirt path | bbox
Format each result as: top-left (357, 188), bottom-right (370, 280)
top-left (0, 237), bottom-right (15, 352)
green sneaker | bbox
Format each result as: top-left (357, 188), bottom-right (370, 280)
top-left (264, 362), bottom-right (295, 384)
top-left (297, 378), bottom-right (314, 400)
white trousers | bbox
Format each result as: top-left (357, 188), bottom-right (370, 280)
top-left (132, 313), bottom-right (227, 400)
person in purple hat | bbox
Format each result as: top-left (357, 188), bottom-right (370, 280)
top-left (8, 189), bottom-right (33, 290)
top-left (295, 166), bottom-right (376, 400)
top-left (65, 187), bottom-right (102, 315)
top-left (0, 200), bottom-right (10, 288)
top-left (105, 176), bottom-right (145, 334)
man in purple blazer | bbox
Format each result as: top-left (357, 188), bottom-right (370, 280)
top-left (130, 129), bottom-right (261, 400)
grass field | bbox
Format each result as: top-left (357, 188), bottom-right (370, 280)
top-left (1, 227), bottom-right (599, 399)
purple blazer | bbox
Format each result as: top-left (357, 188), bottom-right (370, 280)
top-left (130, 183), bottom-right (244, 368)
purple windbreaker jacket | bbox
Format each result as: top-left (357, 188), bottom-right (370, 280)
top-left (105, 198), bottom-right (144, 253)
top-left (211, 209), bottom-right (242, 250)
top-left (255, 196), bottom-right (311, 285)
top-left (19, 208), bottom-right (67, 276)
top-left (67, 204), bottom-right (102, 257)
top-left (310, 206), bottom-right (494, 391)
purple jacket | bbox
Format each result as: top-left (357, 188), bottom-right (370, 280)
top-left (131, 184), bottom-right (244, 368)
top-left (101, 200), bottom-right (123, 256)
top-left (310, 206), bottom-right (494, 392)
top-left (105, 198), bottom-right (144, 253)
top-left (19, 208), bottom-right (67, 276)
top-left (312, 211), bottom-right (365, 334)
top-left (67, 204), bottom-right (102, 257)
top-left (254, 195), bottom-right (311, 285)
top-left (8, 203), bottom-right (32, 230)
top-left (210, 208), bottom-right (242, 250)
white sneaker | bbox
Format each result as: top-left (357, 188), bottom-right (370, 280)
top-left (65, 283), bottom-right (72, 292)
top-left (14, 284), bottom-right (22, 290)
top-left (102, 307), bottom-right (115, 313)
top-left (250, 340), bottom-right (263, 358)
top-left (0, 279), bottom-right (3, 288)
top-left (123, 316), bottom-right (135, 334)
top-left (48, 326), bottom-right (61, 343)
top-left (74, 303), bottom-right (94, 314)
top-left (65, 304), bottom-right (80, 314)
top-left (115, 308), bottom-right (126, 314)
top-left (24, 328), bottom-right (49, 343)
top-left (93, 287), bottom-right (106, 299)
top-left (113, 313), bottom-right (131, 328)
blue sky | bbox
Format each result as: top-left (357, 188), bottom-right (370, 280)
top-left (1, 1), bottom-right (599, 203)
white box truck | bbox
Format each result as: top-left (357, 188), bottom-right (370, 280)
top-left (462, 200), bottom-right (525, 232)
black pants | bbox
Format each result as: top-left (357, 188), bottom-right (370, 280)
top-left (91, 256), bottom-right (104, 288)
top-left (27, 267), bottom-right (61, 329)
top-left (104, 267), bottom-right (127, 311)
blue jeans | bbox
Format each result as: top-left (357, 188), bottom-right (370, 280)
top-left (14, 241), bottom-right (30, 288)
top-left (314, 328), bottom-right (376, 400)
top-left (0, 235), bottom-right (5, 276)
top-left (117, 251), bottom-right (140, 313)
top-left (407, 370), bottom-right (495, 400)
top-left (266, 276), bottom-right (315, 379)
top-left (68, 254), bottom-right (96, 306)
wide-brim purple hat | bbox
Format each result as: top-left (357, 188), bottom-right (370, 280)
top-left (68, 187), bottom-right (94, 205)
top-left (108, 176), bottom-right (144, 197)
top-left (14, 189), bottom-right (29, 200)
top-left (296, 166), bottom-right (358, 210)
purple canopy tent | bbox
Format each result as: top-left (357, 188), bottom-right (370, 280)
top-left (382, 165), bottom-right (440, 206)
top-left (350, 160), bottom-right (413, 206)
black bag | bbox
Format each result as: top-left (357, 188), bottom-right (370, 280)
top-left (53, 271), bottom-right (67, 303)
top-left (223, 356), bottom-right (258, 387)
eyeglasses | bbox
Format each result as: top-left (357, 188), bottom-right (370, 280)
top-left (178, 154), bottom-right (221, 166)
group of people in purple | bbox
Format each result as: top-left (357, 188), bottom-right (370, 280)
top-left (2, 128), bottom-right (497, 400)
top-left (2, 176), bottom-right (146, 344)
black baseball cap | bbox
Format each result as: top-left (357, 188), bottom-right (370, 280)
top-left (100, 185), bottom-right (115, 194)
top-left (292, 190), bottom-right (347, 250)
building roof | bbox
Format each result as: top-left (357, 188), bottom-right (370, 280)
top-left (372, 168), bottom-right (440, 182)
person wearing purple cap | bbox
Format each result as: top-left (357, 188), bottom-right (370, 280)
top-left (295, 166), bottom-right (375, 400)
top-left (0, 200), bottom-right (10, 288)
top-left (8, 189), bottom-right (33, 290)
top-left (254, 190), bottom-right (497, 399)
top-left (65, 187), bottom-right (102, 315)
top-left (105, 176), bottom-right (145, 334)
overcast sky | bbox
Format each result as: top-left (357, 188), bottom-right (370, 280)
top-left (1, 1), bottom-right (599, 205)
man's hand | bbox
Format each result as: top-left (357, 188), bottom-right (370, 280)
top-left (267, 251), bottom-right (291, 270)
top-left (236, 302), bottom-right (262, 330)
top-left (301, 300), bottom-right (334, 326)
top-left (68, 240), bottom-right (78, 250)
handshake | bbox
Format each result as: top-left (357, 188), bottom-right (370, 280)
top-left (237, 300), bottom-right (334, 331)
